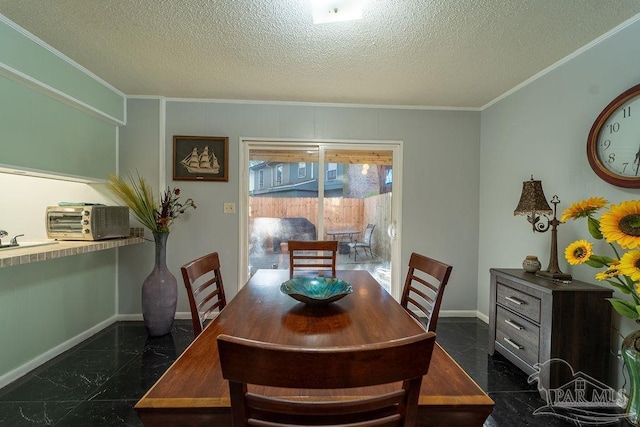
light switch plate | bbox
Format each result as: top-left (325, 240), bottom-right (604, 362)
top-left (223, 202), bottom-right (236, 214)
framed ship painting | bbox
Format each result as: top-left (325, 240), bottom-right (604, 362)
top-left (173, 136), bottom-right (229, 182)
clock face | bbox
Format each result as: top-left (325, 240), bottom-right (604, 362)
top-left (587, 83), bottom-right (640, 188)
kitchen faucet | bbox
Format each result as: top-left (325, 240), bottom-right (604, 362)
top-left (0, 231), bottom-right (24, 247)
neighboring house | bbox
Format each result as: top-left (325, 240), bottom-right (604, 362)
top-left (249, 161), bottom-right (389, 198)
top-left (249, 161), bottom-right (345, 197)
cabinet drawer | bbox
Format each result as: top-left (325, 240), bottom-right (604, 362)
top-left (496, 306), bottom-right (540, 367)
top-left (497, 282), bottom-right (540, 323)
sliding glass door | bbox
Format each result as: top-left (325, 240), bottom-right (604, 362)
top-left (239, 139), bottom-right (402, 298)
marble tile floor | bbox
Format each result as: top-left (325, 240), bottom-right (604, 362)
top-left (0, 318), bottom-right (627, 426)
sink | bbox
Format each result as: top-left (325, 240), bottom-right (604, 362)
top-left (0, 241), bottom-right (59, 251)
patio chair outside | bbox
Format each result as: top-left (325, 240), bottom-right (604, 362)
top-left (348, 223), bottom-right (375, 262)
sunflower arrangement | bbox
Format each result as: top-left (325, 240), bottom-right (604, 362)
top-left (562, 197), bottom-right (640, 319)
top-left (108, 173), bottom-right (196, 233)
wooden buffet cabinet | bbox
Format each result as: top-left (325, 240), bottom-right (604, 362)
top-left (489, 268), bottom-right (612, 390)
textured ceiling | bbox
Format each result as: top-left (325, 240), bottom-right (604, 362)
top-left (1, 0), bottom-right (640, 108)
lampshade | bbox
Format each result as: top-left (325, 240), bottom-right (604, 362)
top-left (514, 178), bottom-right (552, 216)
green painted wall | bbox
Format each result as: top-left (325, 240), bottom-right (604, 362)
top-left (0, 19), bottom-right (125, 122)
top-left (0, 252), bottom-right (116, 376)
top-left (0, 76), bottom-right (116, 178)
top-left (0, 16), bottom-right (124, 384)
top-left (0, 18), bottom-right (125, 180)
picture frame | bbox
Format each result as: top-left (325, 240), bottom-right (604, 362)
top-left (173, 135), bottom-right (229, 182)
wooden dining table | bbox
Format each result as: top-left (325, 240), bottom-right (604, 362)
top-left (135, 269), bottom-right (494, 426)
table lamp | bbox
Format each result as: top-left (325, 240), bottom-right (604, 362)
top-left (514, 176), bottom-right (572, 282)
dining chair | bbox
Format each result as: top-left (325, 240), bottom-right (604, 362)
top-left (348, 223), bottom-right (375, 261)
top-left (400, 252), bottom-right (453, 333)
top-left (180, 252), bottom-right (227, 338)
top-left (288, 240), bottom-right (338, 276)
top-left (217, 331), bottom-right (437, 427)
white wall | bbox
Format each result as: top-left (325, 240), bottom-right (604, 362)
top-left (117, 100), bottom-right (482, 317)
top-left (479, 17), bottom-right (640, 370)
top-left (0, 174), bottom-right (113, 239)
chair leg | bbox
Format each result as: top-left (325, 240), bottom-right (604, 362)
top-left (354, 247), bottom-right (358, 262)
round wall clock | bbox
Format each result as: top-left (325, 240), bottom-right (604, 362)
top-left (587, 83), bottom-right (640, 188)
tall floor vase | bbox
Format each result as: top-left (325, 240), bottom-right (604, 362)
top-left (142, 231), bottom-right (178, 337)
top-left (623, 329), bottom-right (640, 426)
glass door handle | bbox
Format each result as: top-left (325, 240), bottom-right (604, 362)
top-left (387, 222), bottom-right (397, 240)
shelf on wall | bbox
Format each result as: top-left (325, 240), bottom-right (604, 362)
top-left (0, 165), bottom-right (106, 184)
top-left (0, 230), bottom-right (146, 268)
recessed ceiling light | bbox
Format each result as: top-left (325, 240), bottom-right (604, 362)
top-left (310, 0), bottom-right (366, 24)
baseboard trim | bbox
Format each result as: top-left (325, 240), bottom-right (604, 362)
top-left (475, 311), bottom-right (489, 324)
top-left (439, 310), bottom-right (475, 317)
top-left (440, 310), bottom-right (489, 324)
top-left (407, 309), bottom-right (489, 324)
top-left (115, 312), bottom-right (192, 321)
top-left (0, 316), bottom-right (117, 389)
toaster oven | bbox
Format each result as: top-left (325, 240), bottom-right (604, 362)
top-left (46, 205), bottom-right (130, 241)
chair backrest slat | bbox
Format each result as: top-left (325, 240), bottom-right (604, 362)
top-left (363, 223), bottom-right (375, 245)
top-left (218, 332), bottom-right (436, 427)
top-left (400, 253), bottom-right (452, 333)
top-left (181, 252), bottom-right (227, 337)
top-left (288, 240), bottom-right (338, 277)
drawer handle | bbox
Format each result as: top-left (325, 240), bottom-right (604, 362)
top-left (505, 296), bottom-right (525, 306)
top-left (504, 319), bottom-right (523, 330)
top-left (503, 337), bottom-right (523, 350)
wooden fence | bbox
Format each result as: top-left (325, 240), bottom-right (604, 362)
top-left (249, 193), bottom-right (392, 258)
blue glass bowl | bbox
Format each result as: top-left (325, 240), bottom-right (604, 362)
top-left (280, 277), bottom-right (353, 305)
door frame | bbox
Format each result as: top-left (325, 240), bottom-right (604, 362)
top-left (239, 137), bottom-right (403, 299)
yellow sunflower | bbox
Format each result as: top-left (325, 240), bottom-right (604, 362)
top-left (600, 200), bottom-right (640, 249)
top-left (564, 240), bottom-right (593, 265)
top-left (619, 250), bottom-right (640, 282)
top-left (560, 197), bottom-right (608, 222)
top-left (595, 262), bottom-right (621, 281)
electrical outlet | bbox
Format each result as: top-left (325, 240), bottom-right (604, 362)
top-left (223, 203), bottom-right (236, 214)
